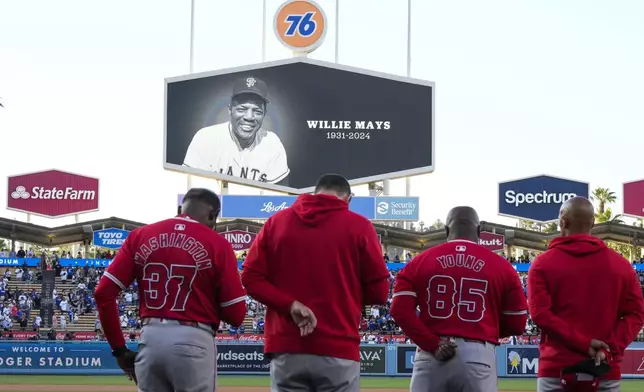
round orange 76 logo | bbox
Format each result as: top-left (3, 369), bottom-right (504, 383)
top-left (274, 0), bottom-right (328, 53)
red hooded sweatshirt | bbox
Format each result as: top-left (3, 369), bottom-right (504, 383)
top-left (528, 234), bottom-right (644, 379)
top-left (241, 194), bottom-right (390, 361)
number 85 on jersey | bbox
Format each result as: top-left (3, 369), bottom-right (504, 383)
top-left (274, 0), bottom-right (328, 53)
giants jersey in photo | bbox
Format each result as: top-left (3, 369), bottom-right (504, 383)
top-left (101, 215), bottom-right (246, 326)
top-left (183, 122), bottom-right (289, 184)
top-left (393, 239), bottom-right (527, 344)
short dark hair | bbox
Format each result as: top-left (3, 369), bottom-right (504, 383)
top-left (314, 174), bottom-right (351, 195)
top-left (182, 188), bottom-right (221, 212)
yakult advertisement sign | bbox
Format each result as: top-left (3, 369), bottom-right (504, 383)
top-left (7, 170), bottom-right (99, 218)
top-left (222, 230), bottom-right (257, 251)
top-left (479, 232), bottom-right (505, 252)
top-left (93, 228), bottom-right (130, 250)
top-left (498, 175), bottom-right (589, 223)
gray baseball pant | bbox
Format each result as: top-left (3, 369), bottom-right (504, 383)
top-left (134, 320), bottom-right (217, 392)
top-left (410, 338), bottom-right (498, 392)
top-left (537, 377), bottom-right (620, 391)
top-left (270, 353), bottom-right (360, 392)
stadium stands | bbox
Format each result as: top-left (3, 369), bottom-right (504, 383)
top-left (1, 251), bottom-right (643, 343)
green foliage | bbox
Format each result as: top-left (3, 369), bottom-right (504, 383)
top-left (591, 187), bottom-right (617, 214)
top-left (429, 219), bottom-right (445, 230)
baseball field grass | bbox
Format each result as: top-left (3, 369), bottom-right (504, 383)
top-left (0, 375), bottom-right (643, 392)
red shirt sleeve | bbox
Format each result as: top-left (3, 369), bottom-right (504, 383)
top-left (95, 232), bottom-right (137, 350)
top-left (360, 222), bottom-right (390, 305)
top-left (500, 265), bottom-right (528, 337)
top-left (611, 269), bottom-right (644, 353)
top-left (215, 241), bottom-right (247, 327)
top-left (241, 219), bottom-right (297, 315)
top-left (527, 258), bottom-right (591, 355)
top-left (390, 262), bottom-right (442, 353)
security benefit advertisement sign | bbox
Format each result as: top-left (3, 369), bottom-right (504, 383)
top-left (396, 345), bottom-right (417, 374)
top-left (498, 175), bottom-right (589, 222)
top-left (93, 228), bottom-right (130, 250)
top-left (164, 57), bottom-right (434, 193)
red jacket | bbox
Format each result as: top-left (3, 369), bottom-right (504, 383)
top-left (241, 194), bottom-right (390, 361)
top-left (528, 234), bottom-right (644, 379)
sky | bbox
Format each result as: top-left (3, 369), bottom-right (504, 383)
top-left (0, 0), bottom-right (643, 228)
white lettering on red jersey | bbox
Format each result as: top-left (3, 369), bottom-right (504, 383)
top-left (392, 239), bottom-right (527, 344)
top-left (102, 215), bottom-right (246, 326)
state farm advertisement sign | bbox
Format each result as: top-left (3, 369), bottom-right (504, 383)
top-left (479, 232), bottom-right (505, 252)
top-left (7, 170), bottom-right (99, 217)
top-left (222, 230), bottom-right (257, 251)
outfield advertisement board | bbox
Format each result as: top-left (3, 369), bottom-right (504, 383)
top-left (498, 175), bottom-right (589, 222)
top-left (178, 194), bottom-right (420, 221)
top-left (501, 345), bottom-right (644, 378)
top-left (396, 345), bottom-right (416, 374)
top-left (1, 342), bottom-right (643, 377)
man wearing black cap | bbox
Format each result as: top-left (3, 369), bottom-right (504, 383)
top-left (183, 76), bottom-right (289, 184)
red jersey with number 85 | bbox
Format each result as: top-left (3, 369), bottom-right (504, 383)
top-left (393, 239), bottom-right (527, 343)
top-left (101, 215), bottom-right (246, 325)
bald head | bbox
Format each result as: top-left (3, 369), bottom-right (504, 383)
top-left (559, 196), bottom-right (595, 236)
top-left (445, 206), bottom-right (481, 242)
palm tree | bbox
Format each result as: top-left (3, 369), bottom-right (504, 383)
top-left (595, 208), bottom-right (624, 224)
top-left (591, 187), bottom-right (617, 215)
top-left (430, 219), bottom-right (445, 230)
top-left (543, 222), bottom-right (559, 233)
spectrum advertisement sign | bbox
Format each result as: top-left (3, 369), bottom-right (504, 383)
top-left (7, 170), bottom-right (99, 218)
top-left (177, 194), bottom-right (419, 221)
top-left (93, 228), bottom-right (130, 250)
top-left (498, 175), bottom-right (589, 222)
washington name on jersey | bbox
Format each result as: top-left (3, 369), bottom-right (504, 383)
top-left (183, 122), bottom-right (289, 184)
top-left (132, 232), bottom-right (212, 271)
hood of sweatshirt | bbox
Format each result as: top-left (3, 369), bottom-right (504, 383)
top-left (291, 194), bottom-right (348, 226)
top-left (547, 234), bottom-right (607, 257)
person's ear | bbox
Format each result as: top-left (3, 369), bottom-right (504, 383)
top-left (445, 226), bottom-right (450, 237)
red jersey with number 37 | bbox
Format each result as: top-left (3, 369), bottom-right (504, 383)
top-left (101, 215), bottom-right (246, 325)
top-left (393, 239), bottom-right (527, 343)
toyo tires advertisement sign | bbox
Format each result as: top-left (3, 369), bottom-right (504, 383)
top-left (498, 175), bottom-right (589, 222)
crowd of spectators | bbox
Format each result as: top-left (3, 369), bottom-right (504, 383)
top-left (2, 245), bottom-right (644, 344)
